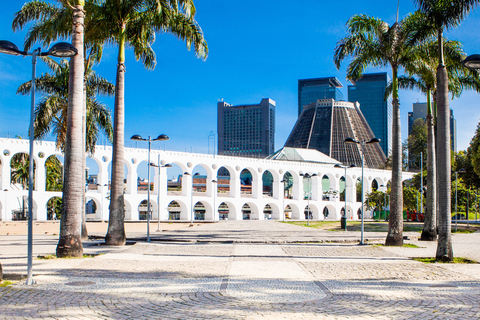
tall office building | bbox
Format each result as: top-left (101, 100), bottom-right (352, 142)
top-left (284, 99), bottom-right (386, 168)
top-left (347, 72), bottom-right (392, 157)
top-left (298, 77), bottom-right (344, 116)
top-left (408, 102), bottom-right (457, 152)
top-left (217, 98), bottom-right (275, 158)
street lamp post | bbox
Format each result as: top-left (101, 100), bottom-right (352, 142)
top-left (131, 134), bottom-right (169, 242)
top-left (300, 173), bottom-right (317, 226)
top-left (212, 180), bottom-right (217, 221)
top-left (281, 179), bottom-right (287, 221)
top-left (150, 158), bottom-right (171, 232)
top-left (335, 164), bottom-right (356, 231)
top-left (0, 40), bottom-right (77, 285)
top-left (344, 137), bottom-right (381, 245)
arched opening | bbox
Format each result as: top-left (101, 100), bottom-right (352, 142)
top-left (10, 152), bottom-right (36, 190)
top-left (240, 169), bottom-right (252, 197)
top-left (136, 160), bottom-right (152, 193)
top-left (357, 208), bottom-right (362, 219)
top-left (283, 172), bottom-right (293, 199)
top-left (263, 204), bottom-right (272, 220)
top-left (45, 155), bottom-right (63, 191)
top-left (85, 156), bottom-right (100, 191)
top-left (192, 165), bottom-right (208, 194)
top-left (242, 203), bottom-right (251, 220)
top-left (166, 163), bottom-right (184, 195)
top-left (262, 171), bottom-right (273, 198)
top-left (371, 179), bottom-right (379, 191)
top-left (304, 205), bottom-right (312, 220)
top-left (46, 196), bottom-right (62, 220)
top-left (168, 200), bottom-right (181, 220)
top-left (194, 201), bottom-right (206, 220)
top-left (284, 205), bottom-right (292, 219)
top-left (322, 175), bottom-right (334, 201)
top-left (323, 207), bottom-right (329, 219)
top-left (217, 167), bottom-right (231, 197)
top-left (138, 199), bottom-right (152, 220)
top-left (339, 176), bottom-right (345, 201)
top-left (85, 198), bottom-right (100, 220)
top-left (218, 202), bottom-right (229, 220)
top-left (356, 178), bottom-right (362, 202)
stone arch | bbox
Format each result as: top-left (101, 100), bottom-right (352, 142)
top-left (218, 201), bottom-right (235, 220)
top-left (124, 199), bottom-right (133, 221)
top-left (356, 178), bottom-right (362, 202)
top-left (193, 201), bottom-right (207, 221)
top-left (282, 171), bottom-right (294, 200)
top-left (323, 204), bottom-right (338, 220)
top-left (242, 202), bottom-right (259, 220)
top-left (262, 170), bottom-right (274, 198)
top-left (192, 164), bottom-right (209, 195)
top-left (304, 203), bottom-right (320, 220)
top-left (217, 166), bottom-right (233, 198)
top-left (10, 152), bottom-right (36, 190)
top-left (168, 199), bottom-right (188, 220)
top-left (287, 203), bottom-right (301, 220)
top-left (340, 204), bottom-right (355, 219)
top-left (240, 168), bottom-right (253, 197)
top-left (266, 202), bottom-right (281, 220)
top-left (166, 163), bottom-right (185, 196)
top-left (85, 196), bottom-right (102, 220)
top-left (321, 173), bottom-right (338, 201)
top-left (44, 155), bottom-right (63, 192)
top-left (46, 196), bottom-right (62, 220)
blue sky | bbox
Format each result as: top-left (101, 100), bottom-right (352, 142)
top-left (1, 0), bottom-right (480, 158)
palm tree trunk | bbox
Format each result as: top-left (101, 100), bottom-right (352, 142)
top-left (105, 31), bottom-right (126, 246)
top-left (81, 70), bottom-right (88, 240)
top-left (386, 67), bottom-right (403, 246)
top-left (56, 3), bottom-right (85, 258)
top-left (435, 29), bottom-right (453, 261)
top-left (421, 90), bottom-right (437, 241)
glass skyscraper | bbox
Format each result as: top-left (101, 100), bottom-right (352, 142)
top-left (298, 77), bottom-right (344, 116)
top-left (347, 72), bottom-right (392, 156)
top-left (217, 98), bottom-right (275, 158)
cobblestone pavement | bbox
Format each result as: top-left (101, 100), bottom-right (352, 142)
top-left (1, 221), bottom-right (480, 319)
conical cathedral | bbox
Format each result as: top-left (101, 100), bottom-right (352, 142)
top-left (284, 98), bottom-right (386, 168)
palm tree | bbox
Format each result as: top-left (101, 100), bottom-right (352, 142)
top-left (13, 0), bottom-right (112, 252)
top-left (90, 0), bottom-right (208, 246)
top-left (17, 57), bottom-right (114, 153)
top-left (334, 12), bottom-right (431, 246)
top-left (414, 0), bottom-right (479, 261)
top-left (385, 39), bottom-right (480, 241)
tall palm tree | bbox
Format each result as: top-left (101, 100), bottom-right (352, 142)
top-left (13, 0), bottom-right (110, 250)
top-left (17, 57), bottom-right (114, 153)
top-left (386, 39), bottom-right (480, 241)
top-left (90, 0), bottom-right (208, 246)
top-left (334, 12), bottom-right (430, 246)
top-left (414, 0), bottom-right (479, 261)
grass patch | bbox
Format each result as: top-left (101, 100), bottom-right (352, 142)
top-left (413, 257), bottom-right (477, 264)
top-left (0, 280), bottom-right (14, 287)
top-left (373, 243), bottom-right (420, 248)
top-left (452, 228), bottom-right (478, 234)
top-left (37, 253), bottom-right (98, 260)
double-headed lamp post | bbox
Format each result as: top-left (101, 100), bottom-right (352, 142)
top-left (299, 173), bottom-right (317, 226)
top-left (344, 137), bottom-right (381, 245)
top-left (131, 134), bottom-right (169, 242)
top-left (0, 40), bottom-right (77, 285)
top-left (334, 164), bottom-right (356, 231)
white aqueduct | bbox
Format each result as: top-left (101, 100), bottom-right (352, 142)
top-left (0, 138), bottom-right (414, 222)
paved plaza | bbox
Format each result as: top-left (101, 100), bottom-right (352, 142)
top-left (1, 221), bottom-right (480, 319)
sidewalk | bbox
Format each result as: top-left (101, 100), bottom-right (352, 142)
top-left (1, 221), bottom-right (480, 319)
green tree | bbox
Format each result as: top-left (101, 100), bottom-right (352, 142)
top-left (10, 153), bottom-right (34, 190)
top-left (408, 118), bottom-right (427, 169)
top-left (414, 0), bottom-right (480, 261)
top-left (468, 122), bottom-right (480, 189)
top-left (364, 190), bottom-right (386, 219)
top-left (45, 156), bottom-right (63, 191)
top-left (17, 57), bottom-right (114, 153)
top-left (334, 11), bottom-right (430, 246)
top-left (88, 0), bottom-right (208, 246)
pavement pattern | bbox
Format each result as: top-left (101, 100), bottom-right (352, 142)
top-left (1, 220), bottom-right (480, 319)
